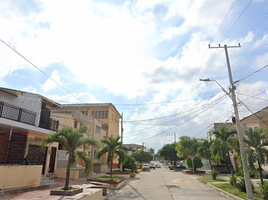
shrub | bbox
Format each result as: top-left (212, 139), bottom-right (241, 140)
top-left (229, 175), bottom-right (237, 186)
top-left (262, 170), bottom-right (268, 179)
top-left (211, 170), bottom-right (220, 180)
top-left (186, 156), bottom-right (203, 171)
top-left (260, 181), bottom-right (268, 200)
top-left (236, 178), bottom-right (254, 193)
top-left (122, 155), bottom-right (137, 172)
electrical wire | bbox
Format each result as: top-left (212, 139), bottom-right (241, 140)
top-left (0, 38), bottom-right (84, 103)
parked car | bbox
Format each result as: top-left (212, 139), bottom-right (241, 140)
top-left (150, 163), bottom-right (156, 169)
top-left (168, 165), bottom-right (174, 170)
top-left (142, 164), bottom-right (150, 172)
top-left (155, 164), bottom-right (161, 168)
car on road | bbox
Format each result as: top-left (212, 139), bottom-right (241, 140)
top-left (150, 163), bottom-right (156, 169)
top-left (142, 164), bottom-right (150, 172)
top-left (155, 164), bottom-right (161, 168)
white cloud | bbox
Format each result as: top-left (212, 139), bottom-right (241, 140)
top-left (252, 34), bottom-right (268, 50)
top-left (252, 52), bottom-right (268, 69)
top-left (40, 70), bottom-right (62, 92)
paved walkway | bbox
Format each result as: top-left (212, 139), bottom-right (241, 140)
top-left (1, 172), bottom-right (107, 200)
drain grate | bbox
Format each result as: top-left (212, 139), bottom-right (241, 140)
top-left (159, 185), bottom-right (181, 189)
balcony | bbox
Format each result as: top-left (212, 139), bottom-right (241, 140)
top-left (0, 101), bottom-right (36, 126)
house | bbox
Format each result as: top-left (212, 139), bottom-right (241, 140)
top-left (51, 106), bottom-right (108, 176)
top-left (124, 144), bottom-right (145, 155)
top-left (53, 103), bottom-right (121, 168)
top-left (0, 87), bottom-right (61, 190)
top-left (206, 122), bottom-right (233, 141)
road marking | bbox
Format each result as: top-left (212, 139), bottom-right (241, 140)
top-left (173, 179), bottom-right (191, 184)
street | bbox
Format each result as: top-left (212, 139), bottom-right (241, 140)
top-left (110, 163), bottom-right (232, 200)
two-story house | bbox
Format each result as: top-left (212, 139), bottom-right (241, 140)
top-left (0, 87), bottom-right (61, 190)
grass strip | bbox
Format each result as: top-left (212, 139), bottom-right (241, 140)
top-left (91, 176), bottom-right (124, 182)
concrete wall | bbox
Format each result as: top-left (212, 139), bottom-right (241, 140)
top-left (0, 165), bottom-right (42, 189)
top-left (54, 168), bottom-right (79, 180)
top-left (0, 90), bottom-right (42, 126)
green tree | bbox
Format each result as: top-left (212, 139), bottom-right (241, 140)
top-left (122, 155), bottom-right (137, 172)
top-left (211, 126), bottom-right (237, 186)
top-left (244, 128), bottom-right (268, 186)
top-left (198, 139), bottom-right (213, 170)
top-left (41, 127), bottom-right (97, 190)
top-left (186, 156), bottom-right (203, 171)
top-left (159, 143), bottom-right (178, 167)
top-left (175, 136), bottom-right (200, 159)
top-left (131, 150), bottom-right (153, 163)
top-left (97, 136), bottom-right (127, 179)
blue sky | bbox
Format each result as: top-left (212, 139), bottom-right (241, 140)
top-left (1, 0), bottom-right (268, 152)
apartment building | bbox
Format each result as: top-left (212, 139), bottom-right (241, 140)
top-left (52, 103), bottom-right (121, 169)
top-left (0, 87), bottom-right (61, 189)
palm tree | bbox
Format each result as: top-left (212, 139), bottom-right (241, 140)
top-left (244, 128), bottom-right (268, 186)
top-left (198, 139), bottom-right (213, 170)
top-left (41, 127), bottom-right (98, 190)
top-left (97, 136), bottom-right (127, 179)
top-left (211, 126), bottom-right (237, 186)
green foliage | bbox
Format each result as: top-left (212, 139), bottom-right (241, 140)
top-left (263, 170), bottom-right (268, 179)
top-left (98, 136), bottom-right (127, 179)
top-left (229, 175), bottom-right (237, 186)
top-left (198, 139), bottom-right (214, 170)
top-left (236, 178), bottom-right (254, 193)
top-left (211, 170), bottom-right (220, 180)
top-left (176, 136), bottom-right (200, 160)
top-left (137, 163), bottom-right (143, 168)
top-left (244, 128), bottom-right (268, 186)
top-left (159, 143), bottom-right (178, 165)
top-left (131, 150), bottom-right (153, 163)
top-left (260, 181), bottom-right (268, 200)
top-left (186, 156), bottom-right (203, 171)
top-left (41, 127), bottom-right (98, 190)
top-left (122, 155), bottom-right (137, 172)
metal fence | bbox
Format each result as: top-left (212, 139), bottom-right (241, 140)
top-left (0, 133), bottom-right (45, 165)
top-left (0, 101), bottom-right (36, 126)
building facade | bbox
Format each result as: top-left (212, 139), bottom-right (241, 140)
top-left (0, 87), bottom-right (60, 189)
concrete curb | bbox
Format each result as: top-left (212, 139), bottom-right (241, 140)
top-left (197, 179), bottom-right (244, 200)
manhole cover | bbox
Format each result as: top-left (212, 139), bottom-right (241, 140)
top-left (159, 185), bottom-right (181, 189)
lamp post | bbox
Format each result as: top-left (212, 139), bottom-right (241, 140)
top-left (199, 78), bottom-right (253, 200)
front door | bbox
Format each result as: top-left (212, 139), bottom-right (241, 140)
top-left (49, 147), bottom-right (57, 173)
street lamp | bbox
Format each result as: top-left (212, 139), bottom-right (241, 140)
top-left (199, 78), bottom-right (253, 200)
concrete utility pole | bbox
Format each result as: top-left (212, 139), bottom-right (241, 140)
top-left (208, 44), bottom-right (253, 200)
top-left (121, 113), bottom-right (123, 144)
top-left (174, 133), bottom-right (176, 143)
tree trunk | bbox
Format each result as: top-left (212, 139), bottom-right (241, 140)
top-left (258, 161), bottom-right (264, 186)
top-left (64, 159), bottom-right (71, 190)
top-left (110, 159), bottom-right (113, 179)
top-left (208, 159), bottom-right (213, 170)
top-left (120, 163), bottom-right (123, 172)
top-left (228, 152), bottom-right (236, 187)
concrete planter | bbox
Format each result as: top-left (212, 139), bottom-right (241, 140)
top-left (50, 187), bottom-right (83, 196)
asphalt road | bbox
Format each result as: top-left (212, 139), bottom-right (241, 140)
top-left (110, 162), bottom-right (233, 200)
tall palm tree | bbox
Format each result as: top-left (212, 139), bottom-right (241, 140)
top-left (211, 126), bottom-right (237, 186)
top-left (244, 128), bottom-right (268, 186)
top-left (198, 139), bottom-right (213, 170)
top-left (41, 127), bottom-right (98, 190)
top-left (98, 136), bottom-right (127, 179)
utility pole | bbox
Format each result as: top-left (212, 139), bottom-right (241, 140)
top-left (174, 133), bottom-right (176, 143)
top-left (209, 44), bottom-right (253, 200)
top-left (121, 113), bottom-right (123, 144)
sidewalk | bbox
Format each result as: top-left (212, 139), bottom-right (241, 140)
top-left (1, 172), bottom-right (108, 200)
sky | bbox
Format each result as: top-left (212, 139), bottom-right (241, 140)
top-left (1, 0), bottom-right (268, 152)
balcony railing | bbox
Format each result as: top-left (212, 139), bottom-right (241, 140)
top-left (0, 101), bottom-right (36, 126)
top-left (39, 117), bottom-right (59, 131)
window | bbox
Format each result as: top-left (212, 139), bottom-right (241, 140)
top-left (98, 111), bottom-right (101, 118)
top-left (102, 111), bottom-right (104, 118)
top-left (85, 111), bottom-right (88, 116)
top-left (105, 111), bottom-right (108, 118)
top-left (95, 126), bottom-right (99, 134)
top-left (92, 111), bottom-right (94, 117)
top-left (95, 111), bottom-right (98, 118)
top-left (74, 121), bottom-right (77, 128)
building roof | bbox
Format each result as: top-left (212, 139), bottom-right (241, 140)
top-left (0, 87), bottom-right (61, 108)
top-left (239, 105), bottom-right (268, 123)
top-left (61, 103), bottom-right (121, 118)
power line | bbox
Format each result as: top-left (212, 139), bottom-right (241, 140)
top-left (0, 38), bottom-right (84, 103)
top-left (131, 95), bottom-right (227, 143)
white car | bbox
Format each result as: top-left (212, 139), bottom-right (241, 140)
top-left (142, 164), bottom-right (150, 171)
